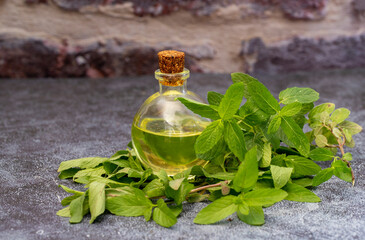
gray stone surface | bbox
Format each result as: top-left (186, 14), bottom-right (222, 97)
top-left (0, 69), bottom-right (365, 240)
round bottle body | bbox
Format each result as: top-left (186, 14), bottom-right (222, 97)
top-left (131, 90), bottom-right (210, 175)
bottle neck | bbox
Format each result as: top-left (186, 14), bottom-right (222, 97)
top-left (159, 80), bottom-right (187, 94)
top-left (155, 68), bottom-right (190, 95)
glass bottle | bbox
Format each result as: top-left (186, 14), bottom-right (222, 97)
top-left (131, 50), bottom-right (211, 175)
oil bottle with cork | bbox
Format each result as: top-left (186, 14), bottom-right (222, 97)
top-left (131, 50), bottom-right (211, 175)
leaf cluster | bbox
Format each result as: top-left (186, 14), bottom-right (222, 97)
top-left (57, 73), bottom-right (362, 227)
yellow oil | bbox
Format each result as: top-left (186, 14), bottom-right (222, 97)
top-left (131, 118), bottom-right (208, 175)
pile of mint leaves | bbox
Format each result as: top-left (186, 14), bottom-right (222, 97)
top-left (57, 73), bottom-right (362, 227)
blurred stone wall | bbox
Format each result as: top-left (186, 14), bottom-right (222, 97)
top-left (0, 0), bottom-right (364, 78)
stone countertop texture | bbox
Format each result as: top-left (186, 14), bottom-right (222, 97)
top-left (0, 69), bottom-right (364, 240)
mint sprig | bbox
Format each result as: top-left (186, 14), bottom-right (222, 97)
top-left (56, 72), bottom-right (362, 227)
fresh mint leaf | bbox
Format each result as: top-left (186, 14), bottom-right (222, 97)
top-left (330, 108), bottom-right (350, 124)
top-left (58, 157), bottom-right (108, 172)
top-left (57, 206), bottom-right (71, 218)
top-left (279, 87), bottom-right (319, 104)
top-left (239, 99), bottom-right (270, 126)
top-left (308, 103), bottom-right (335, 120)
top-left (165, 181), bottom-right (194, 205)
top-left (267, 115), bottom-right (281, 134)
top-left (243, 189), bottom-right (288, 206)
top-left (313, 168), bottom-right (334, 186)
top-left (224, 120), bottom-right (246, 161)
top-left (207, 91), bottom-right (224, 106)
top-left (73, 166), bottom-right (106, 180)
top-left (59, 168), bottom-right (79, 179)
top-left (297, 103), bottom-right (314, 115)
top-left (59, 185), bottom-right (84, 195)
top-left (309, 148), bottom-right (334, 161)
top-left (281, 116), bottom-right (310, 157)
top-left (332, 161), bottom-right (352, 183)
top-left (283, 183), bottom-right (320, 202)
top-left (270, 165), bottom-right (293, 189)
top-left (237, 206), bottom-right (265, 226)
top-left (233, 146), bottom-right (258, 192)
top-left (247, 81), bottom-right (280, 115)
top-left (343, 153), bottom-right (353, 161)
top-left (315, 135), bottom-right (328, 148)
top-left (109, 150), bottom-right (129, 160)
top-left (231, 72), bottom-right (258, 98)
top-left (169, 178), bottom-right (185, 191)
top-left (143, 179), bottom-right (165, 198)
top-left (153, 199), bottom-right (177, 228)
top-left (237, 201), bottom-right (249, 215)
top-left (89, 181), bottom-right (106, 223)
top-left (338, 121), bottom-right (362, 135)
top-left (194, 195), bottom-right (238, 224)
top-left (195, 120), bottom-right (224, 158)
top-left (285, 156), bottom-right (321, 177)
top-left (177, 97), bottom-right (220, 120)
top-left (69, 194), bottom-right (87, 223)
top-left (280, 102), bottom-right (302, 117)
top-left (260, 142), bottom-right (272, 168)
top-left (106, 188), bottom-right (153, 217)
top-left (218, 82), bottom-right (245, 120)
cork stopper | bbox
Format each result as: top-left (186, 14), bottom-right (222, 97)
top-left (156, 50), bottom-right (187, 86)
top-left (158, 50), bottom-right (185, 73)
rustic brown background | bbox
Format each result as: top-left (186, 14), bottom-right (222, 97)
top-left (0, 0), bottom-right (364, 78)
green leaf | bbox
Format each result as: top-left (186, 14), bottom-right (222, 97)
top-left (313, 168), bottom-right (334, 186)
top-left (279, 87), bottom-right (319, 104)
top-left (239, 99), bottom-right (270, 126)
top-left (177, 97), bottom-right (220, 120)
top-left (237, 206), bottom-right (265, 226)
top-left (237, 201), bottom-right (249, 215)
top-left (195, 120), bottom-right (224, 157)
top-left (309, 148), bottom-right (334, 161)
top-left (231, 72), bottom-right (258, 98)
top-left (59, 168), bottom-right (79, 179)
top-left (283, 183), bottom-right (321, 202)
top-left (106, 188), bottom-right (153, 217)
top-left (292, 178), bottom-right (313, 187)
top-left (338, 121), bottom-right (362, 135)
top-left (343, 153), bottom-right (353, 161)
top-left (330, 108), bottom-right (350, 124)
top-left (165, 181), bottom-right (194, 205)
top-left (280, 116), bottom-right (310, 157)
top-left (260, 142), bottom-right (272, 168)
top-left (332, 161), bottom-right (352, 183)
top-left (232, 146), bottom-right (258, 192)
top-left (58, 157), bottom-right (108, 172)
top-left (224, 120), bottom-right (246, 161)
top-left (247, 81), bottom-right (280, 115)
top-left (169, 178), bottom-right (185, 191)
top-left (59, 185), bottom-right (84, 195)
top-left (194, 195), bottom-right (238, 224)
top-left (308, 103), bottom-right (335, 120)
top-left (207, 91), bottom-right (224, 106)
top-left (286, 156), bottom-right (321, 177)
top-left (243, 189), bottom-right (288, 206)
top-left (57, 206), bottom-right (71, 218)
top-left (109, 150), bottom-right (129, 160)
top-left (143, 179), bottom-right (165, 198)
top-left (89, 181), bottom-right (106, 223)
top-left (270, 165), bottom-right (293, 189)
top-left (218, 82), bottom-right (245, 120)
top-left (69, 194), bottom-right (86, 223)
top-left (280, 102), bottom-right (302, 117)
top-left (153, 199), bottom-right (177, 228)
top-left (73, 166), bottom-right (106, 180)
top-left (267, 115), bottom-right (281, 134)
top-left (315, 135), bottom-right (328, 148)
